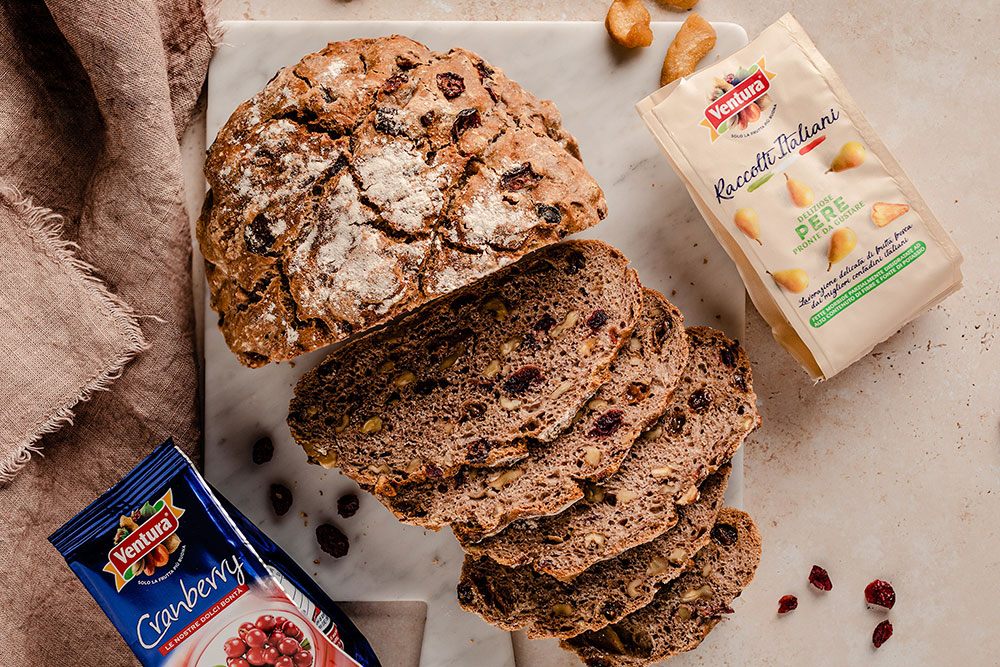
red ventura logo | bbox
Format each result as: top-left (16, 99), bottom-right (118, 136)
top-left (700, 57), bottom-right (776, 142)
top-left (103, 489), bottom-right (184, 591)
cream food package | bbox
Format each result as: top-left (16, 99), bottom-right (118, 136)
top-left (637, 13), bottom-right (963, 380)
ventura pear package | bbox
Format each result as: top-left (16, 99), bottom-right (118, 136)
top-left (637, 14), bottom-right (963, 380)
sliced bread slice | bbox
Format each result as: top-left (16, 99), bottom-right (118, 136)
top-left (457, 465), bottom-right (730, 639)
top-left (288, 240), bottom-right (643, 488)
top-left (375, 288), bottom-right (687, 538)
top-left (560, 508), bottom-right (761, 667)
top-left (460, 327), bottom-right (758, 579)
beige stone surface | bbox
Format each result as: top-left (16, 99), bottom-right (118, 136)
top-left (187, 1), bottom-right (1000, 664)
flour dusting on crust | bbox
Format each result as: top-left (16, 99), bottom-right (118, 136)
top-left (199, 35), bottom-right (607, 366)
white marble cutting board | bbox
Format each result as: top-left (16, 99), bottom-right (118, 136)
top-left (204, 20), bottom-right (748, 667)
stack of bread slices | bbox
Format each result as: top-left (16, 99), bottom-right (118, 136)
top-left (288, 239), bottom-right (762, 665)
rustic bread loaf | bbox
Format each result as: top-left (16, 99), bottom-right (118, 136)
top-left (560, 508), bottom-right (761, 666)
top-left (288, 241), bottom-right (642, 489)
top-left (199, 36), bottom-right (607, 367)
top-left (374, 288), bottom-right (687, 539)
top-left (457, 465), bottom-right (730, 639)
top-left (460, 327), bottom-right (758, 579)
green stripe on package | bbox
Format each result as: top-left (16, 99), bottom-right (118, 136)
top-left (809, 242), bottom-right (926, 328)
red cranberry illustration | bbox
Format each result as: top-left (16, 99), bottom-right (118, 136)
top-left (239, 622), bottom-right (256, 636)
top-left (275, 657), bottom-right (295, 667)
top-left (244, 628), bottom-right (268, 649)
top-left (225, 637), bottom-right (247, 658)
top-left (245, 646), bottom-right (267, 666)
top-left (256, 614), bottom-right (278, 632)
top-left (283, 622), bottom-right (303, 641)
top-left (278, 637), bottom-right (301, 655)
top-left (293, 650), bottom-right (313, 667)
top-left (262, 646), bottom-right (281, 664)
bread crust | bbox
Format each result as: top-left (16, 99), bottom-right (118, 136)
top-left (461, 327), bottom-right (760, 580)
top-left (199, 36), bottom-right (607, 367)
top-left (457, 466), bottom-right (731, 639)
top-left (375, 288), bottom-right (687, 538)
top-left (560, 508), bottom-right (762, 666)
top-left (288, 240), bottom-right (642, 488)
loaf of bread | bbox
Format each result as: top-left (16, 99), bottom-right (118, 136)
top-left (375, 288), bottom-right (687, 539)
top-left (459, 327), bottom-right (759, 579)
top-left (288, 241), bottom-right (642, 489)
top-left (199, 36), bottom-right (607, 367)
top-left (560, 508), bottom-right (761, 666)
top-left (457, 465), bottom-right (730, 639)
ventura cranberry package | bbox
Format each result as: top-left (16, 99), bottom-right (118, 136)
top-left (49, 439), bottom-right (380, 667)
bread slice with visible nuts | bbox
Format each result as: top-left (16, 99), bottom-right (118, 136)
top-left (374, 288), bottom-right (687, 538)
top-left (457, 465), bottom-right (730, 639)
top-left (459, 327), bottom-right (758, 579)
top-left (560, 508), bottom-right (761, 666)
top-left (288, 240), bottom-right (643, 488)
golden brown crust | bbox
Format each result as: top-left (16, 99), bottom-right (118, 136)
top-left (200, 36), bottom-right (607, 367)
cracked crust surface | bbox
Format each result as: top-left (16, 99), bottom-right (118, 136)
top-left (375, 289), bottom-right (687, 540)
top-left (199, 36), bottom-right (606, 367)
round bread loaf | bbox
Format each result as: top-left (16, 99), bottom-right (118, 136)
top-left (199, 36), bottom-right (607, 367)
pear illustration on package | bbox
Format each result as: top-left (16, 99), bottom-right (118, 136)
top-left (827, 141), bottom-right (866, 173)
top-left (827, 228), bottom-right (858, 270)
top-left (638, 13), bottom-right (963, 379)
top-left (785, 174), bottom-right (814, 208)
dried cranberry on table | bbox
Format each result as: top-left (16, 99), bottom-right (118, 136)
top-left (270, 483), bottom-right (293, 516)
top-left (316, 523), bottom-right (350, 558)
top-left (252, 436), bottom-right (274, 465)
top-left (777, 595), bottom-right (798, 614)
top-left (337, 493), bottom-right (360, 518)
top-left (808, 565), bottom-right (833, 591)
top-left (864, 579), bottom-right (896, 609)
top-left (872, 620), bottom-right (893, 648)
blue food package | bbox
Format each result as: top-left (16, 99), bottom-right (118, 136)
top-left (49, 438), bottom-right (380, 667)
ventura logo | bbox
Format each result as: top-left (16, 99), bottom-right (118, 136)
top-left (701, 58), bottom-right (776, 142)
top-left (103, 490), bottom-right (184, 591)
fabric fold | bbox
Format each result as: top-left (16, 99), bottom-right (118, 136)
top-left (0, 0), bottom-right (216, 664)
top-left (0, 186), bottom-right (147, 481)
